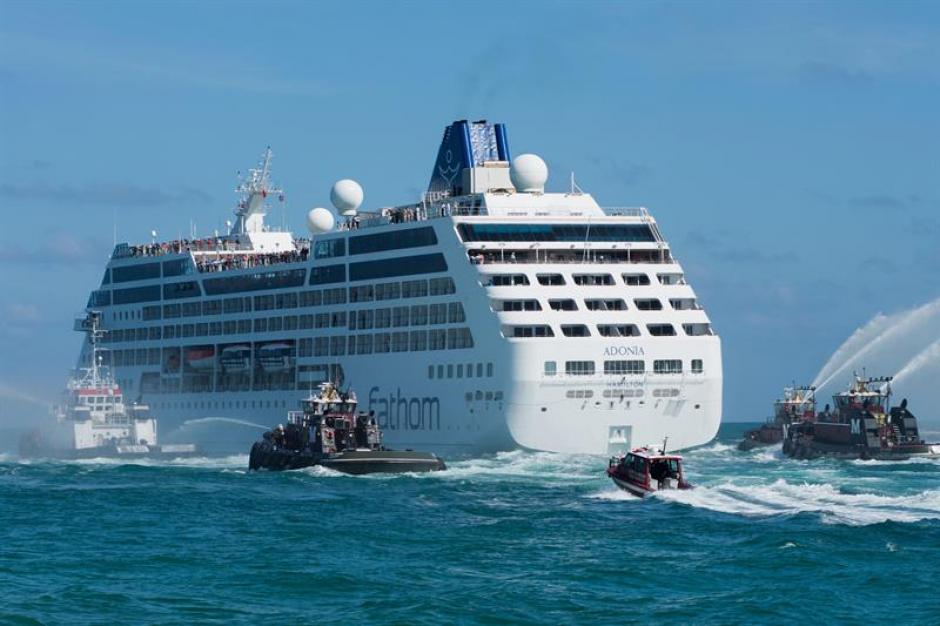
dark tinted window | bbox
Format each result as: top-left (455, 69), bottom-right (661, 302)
top-left (314, 238), bottom-right (346, 259)
top-left (561, 324), bottom-right (590, 337)
top-left (113, 285), bottom-right (161, 304)
top-left (205, 268), bottom-right (308, 294)
top-left (635, 299), bottom-right (663, 311)
top-left (349, 226), bottom-right (437, 255)
top-left (537, 274), bottom-right (565, 286)
top-left (490, 274), bottom-right (529, 286)
top-left (101, 269), bottom-right (111, 285)
top-left (349, 253), bottom-right (447, 282)
top-left (605, 360), bottom-right (644, 374)
top-left (623, 273), bottom-right (651, 286)
top-left (309, 264), bottom-right (347, 285)
top-left (457, 223), bottom-right (656, 243)
top-left (163, 258), bottom-right (193, 277)
top-left (87, 290), bottom-right (111, 307)
top-left (163, 281), bottom-right (202, 300)
top-left (112, 262), bottom-right (161, 283)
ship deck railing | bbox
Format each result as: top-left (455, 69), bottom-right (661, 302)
top-left (336, 202), bottom-right (654, 231)
top-left (468, 249), bottom-right (675, 266)
top-left (192, 247), bottom-right (311, 273)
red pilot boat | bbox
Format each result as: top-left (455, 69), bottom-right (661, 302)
top-left (607, 440), bottom-right (692, 497)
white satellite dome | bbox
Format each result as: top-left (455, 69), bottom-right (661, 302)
top-left (330, 179), bottom-right (364, 216)
top-left (510, 153), bottom-right (548, 193)
top-left (306, 207), bottom-right (335, 234)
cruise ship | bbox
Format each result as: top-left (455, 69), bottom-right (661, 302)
top-left (76, 120), bottom-right (722, 455)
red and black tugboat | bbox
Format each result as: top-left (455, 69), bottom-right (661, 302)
top-left (738, 385), bottom-right (816, 451)
top-left (783, 375), bottom-right (940, 460)
top-left (607, 439), bottom-right (693, 497)
top-left (248, 382), bottom-right (446, 474)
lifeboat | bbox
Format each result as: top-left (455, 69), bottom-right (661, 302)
top-left (257, 342), bottom-right (293, 373)
top-left (220, 344), bottom-right (251, 372)
top-left (185, 346), bottom-right (215, 371)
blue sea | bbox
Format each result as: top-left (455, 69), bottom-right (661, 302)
top-left (2, 424), bottom-right (939, 625)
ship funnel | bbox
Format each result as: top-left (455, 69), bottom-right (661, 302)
top-left (427, 119), bottom-right (510, 198)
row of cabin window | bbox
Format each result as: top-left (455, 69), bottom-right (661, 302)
top-left (486, 272), bottom-right (685, 287)
top-left (136, 364), bottom-right (348, 395)
top-left (296, 328), bottom-right (474, 356)
top-left (497, 297), bottom-right (697, 312)
top-left (313, 226), bottom-right (438, 258)
top-left (107, 327), bottom-right (474, 367)
top-left (349, 303), bottom-right (465, 329)
top-left (105, 303), bottom-right (467, 343)
top-left (153, 399), bottom-right (293, 410)
top-left (137, 277), bottom-right (456, 321)
top-left (509, 323), bottom-right (711, 338)
top-left (544, 359), bottom-right (703, 376)
top-left (427, 362), bottom-right (495, 379)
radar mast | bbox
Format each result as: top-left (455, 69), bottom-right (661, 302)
top-left (231, 147), bottom-right (283, 235)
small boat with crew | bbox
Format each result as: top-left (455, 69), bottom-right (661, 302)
top-left (783, 374), bottom-right (940, 460)
top-left (19, 311), bottom-right (199, 460)
top-left (607, 439), bottom-right (692, 497)
top-left (248, 382), bottom-right (446, 474)
top-left (738, 385), bottom-right (816, 451)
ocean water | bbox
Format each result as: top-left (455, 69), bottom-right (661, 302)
top-left (2, 424), bottom-right (939, 625)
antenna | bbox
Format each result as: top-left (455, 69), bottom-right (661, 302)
top-left (582, 216), bottom-right (592, 263)
top-left (569, 172), bottom-right (583, 194)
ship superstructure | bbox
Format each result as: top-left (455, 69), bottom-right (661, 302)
top-left (76, 120), bottom-right (722, 454)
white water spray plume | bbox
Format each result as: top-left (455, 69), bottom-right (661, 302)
top-left (812, 298), bottom-right (940, 426)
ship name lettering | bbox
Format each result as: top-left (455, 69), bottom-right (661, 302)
top-left (603, 345), bottom-right (645, 357)
top-left (368, 386), bottom-right (441, 431)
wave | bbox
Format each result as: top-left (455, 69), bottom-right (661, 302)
top-left (848, 456), bottom-right (940, 467)
top-left (22, 454), bottom-right (251, 470)
top-left (586, 488), bottom-right (644, 502)
top-left (430, 450), bottom-right (600, 483)
top-left (655, 479), bottom-right (940, 526)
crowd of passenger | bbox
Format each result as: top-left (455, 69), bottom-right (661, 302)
top-left (114, 236), bottom-right (314, 272)
top-left (117, 238), bottom-right (248, 259)
top-left (195, 245), bottom-right (310, 273)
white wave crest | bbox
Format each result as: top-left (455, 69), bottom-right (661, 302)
top-left (42, 454), bottom-right (250, 469)
top-left (585, 488), bottom-right (644, 502)
top-left (655, 479), bottom-right (940, 526)
top-left (411, 450), bottom-right (600, 484)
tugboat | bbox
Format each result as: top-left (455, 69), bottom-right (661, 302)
top-left (783, 375), bottom-right (940, 460)
top-left (738, 385), bottom-right (816, 451)
top-left (607, 439), bottom-right (692, 497)
top-left (248, 382), bottom-right (446, 474)
top-left (19, 311), bottom-right (199, 459)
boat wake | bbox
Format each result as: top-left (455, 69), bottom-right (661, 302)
top-left (431, 450), bottom-right (599, 484)
top-left (654, 479), bottom-right (940, 526)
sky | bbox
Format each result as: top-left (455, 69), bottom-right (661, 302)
top-left (0, 0), bottom-right (938, 426)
